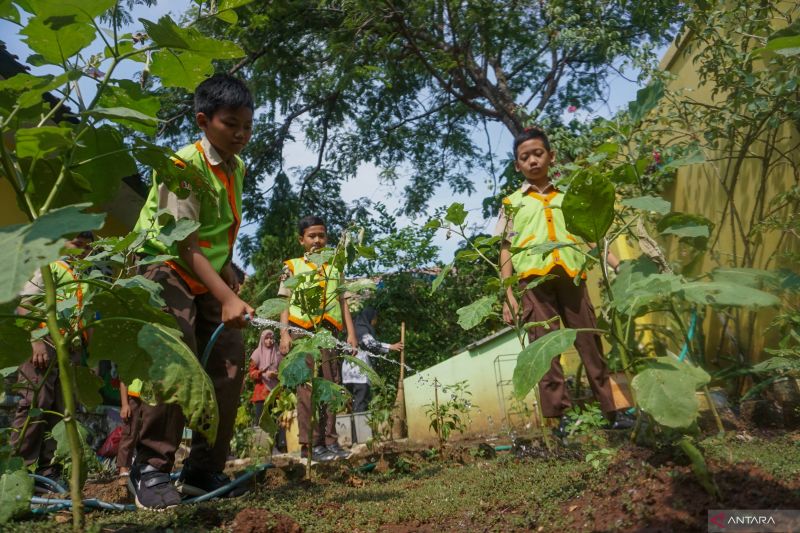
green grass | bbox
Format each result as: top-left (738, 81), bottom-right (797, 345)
top-left (701, 432), bottom-right (800, 483)
top-left (7, 432), bottom-right (798, 532)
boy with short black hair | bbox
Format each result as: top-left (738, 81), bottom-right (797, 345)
top-left (131, 73), bottom-right (255, 509)
top-left (497, 126), bottom-right (627, 439)
top-left (278, 215), bottom-right (358, 462)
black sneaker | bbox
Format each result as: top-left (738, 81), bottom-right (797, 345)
top-left (131, 465), bottom-right (181, 510)
top-left (326, 443), bottom-right (350, 459)
top-left (177, 467), bottom-right (247, 498)
top-left (311, 445), bottom-right (337, 462)
top-left (553, 416), bottom-right (569, 441)
top-left (608, 410), bottom-right (636, 430)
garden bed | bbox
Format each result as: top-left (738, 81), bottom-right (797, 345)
top-left (8, 430), bottom-right (799, 532)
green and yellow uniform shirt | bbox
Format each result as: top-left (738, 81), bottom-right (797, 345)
top-left (495, 182), bottom-right (587, 280)
top-left (278, 256), bottom-right (343, 331)
top-left (134, 137), bottom-right (244, 294)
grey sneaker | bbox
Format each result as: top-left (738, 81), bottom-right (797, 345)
top-left (326, 443), bottom-right (350, 459)
top-left (131, 465), bottom-right (181, 510)
top-left (311, 445), bottom-right (337, 462)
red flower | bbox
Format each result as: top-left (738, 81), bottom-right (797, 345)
top-left (567, 105), bottom-right (577, 113)
top-left (652, 150), bottom-right (662, 164)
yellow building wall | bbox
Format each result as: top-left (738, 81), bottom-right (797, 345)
top-left (653, 15), bottom-right (800, 361)
top-left (0, 179), bottom-right (29, 226)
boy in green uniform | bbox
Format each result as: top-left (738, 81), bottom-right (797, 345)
top-left (497, 127), bottom-right (630, 438)
top-left (278, 216), bottom-right (358, 462)
top-left (131, 74), bottom-right (254, 509)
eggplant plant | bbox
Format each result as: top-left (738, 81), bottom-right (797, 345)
top-left (0, 1), bottom-right (257, 528)
top-left (426, 77), bottom-right (784, 493)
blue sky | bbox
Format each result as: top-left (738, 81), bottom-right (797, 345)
top-left (1, 1), bottom-right (661, 271)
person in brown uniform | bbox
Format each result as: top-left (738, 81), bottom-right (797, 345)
top-left (278, 216), bottom-right (358, 462)
top-left (497, 127), bottom-right (632, 439)
top-left (129, 74), bottom-right (255, 509)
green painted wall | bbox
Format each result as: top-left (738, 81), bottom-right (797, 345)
top-left (403, 328), bottom-right (582, 443)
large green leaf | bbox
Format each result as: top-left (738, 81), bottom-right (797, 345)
top-left (15, 126), bottom-right (72, 159)
top-left (710, 267), bottom-right (779, 289)
top-left (257, 384), bottom-right (282, 439)
top-left (83, 107), bottom-right (159, 128)
top-left (137, 323), bottom-right (218, 444)
top-left (680, 282), bottom-right (779, 308)
top-left (444, 203), bottom-right (468, 225)
top-left (611, 269), bottom-right (682, 316)
top-left (113, 275), bottom-right (165, 307)
top-left (0, 468), bottom-right (34, 524)
top-left (156, 217), bottom-right (201, 247)
top-left (21, 16), bottom-right (94, 63)
top-left (278, 349), bottom-right (312, 389)
top-left (256, 298), bottom-right (290, 319)
top-left (73, 366), bottom-right (103, 409)
top-left (657, 212), bottom-right (713, 239)
top-left (20, 0), bottom-right (115, 64)
top-left (140, 16), bottom-right (245, 58)
top-left (512, 328), bottom-right (577, 399)
top-left (0, 321), bottom-right (31, 368)
top-left (665, 147), bottom-right (705, 168)
top-left (756, 35), bottom-right (800, 57)
top-left (0, 204), bottom-right (105, 303)
top-left (631, 357), bottom-right (710, 429)
top-left (628, 80), bottom-right (664, 123)
top-left (621, 195), bottom-right (671, 215)
top-left (71, 125), bottom-right (138, 206)
top-left (456, 295), bottom-right (496, 330)
top-left (562, 171), bottom-right (615, 243)
top-left (97, 80), bottom-right (161, 134)
top-left (0, 71), bottom-right (79, 111)
top-left (133, 139), bottom-right (215, 199)
top-left (0, 0), bottom-right (20, 23)
top-left (150, 49), bottom-right (214, 91)
top-left (311, 377), bottom-right (349, 413)
top-left (430, 261), bottom-right (453, 293)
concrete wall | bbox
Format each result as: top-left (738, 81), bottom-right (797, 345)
top-left (403, 328), bottom-right (582, 443)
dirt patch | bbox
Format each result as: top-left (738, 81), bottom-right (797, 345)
top-left (83, 479), bottom-right (131, 505)
top-left (227, 508), bottom-right (302, 533)
top-left (559, 444), bottom-right (800, 532)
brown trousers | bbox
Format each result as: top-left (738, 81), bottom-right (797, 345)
top-left (521, 266), bottom-right (615, 418)
top-left (295, 328), bottom-right (341, 447)
top-left (11, 343), bottom-right (64, 477)
top-left (135, 264), bottom-right (244, 472)
top-left (116, 396), bottom-right (142, 470)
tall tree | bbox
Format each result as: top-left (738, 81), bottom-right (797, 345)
top-left (157, 0), bottom-right (687, 219)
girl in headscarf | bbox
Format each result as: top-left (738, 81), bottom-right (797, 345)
top-left (342, 307), bottom-right (403, 412)
top-left (248, 330), bottom-right (281, 424)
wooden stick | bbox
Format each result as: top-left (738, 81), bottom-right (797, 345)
top-left (392, 322), bottom-right (408, 439)
top-left (399, 322), bottom-right (406, 382)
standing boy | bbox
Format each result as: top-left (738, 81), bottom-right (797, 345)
top-left (131, 74), bottom-right (254, 509)
top-left (497, 127), bottom-right (626, 438)
top-left (278, 216), bottom-right (358, 462)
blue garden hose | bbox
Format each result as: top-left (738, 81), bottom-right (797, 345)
top-left (678, 309), bottom-right (698, 362)
top-left (31, 474), bottom-right (68, 494)
top-left (29, 463), bottom-right (273, 514)
top-left (200, 314), bottom-right (250, 367)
